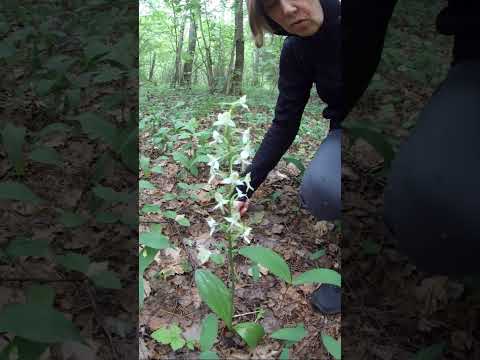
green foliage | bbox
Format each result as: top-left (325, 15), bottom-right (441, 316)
top-left (151, 324), bottom-right (186, 351)
top-left (194, 269), bottom-right (233, 330)
top-left (239, 246), bottom-right (292, 283)
top-left (271, 324), bottom-right (307, 343)
top-left (233, 322), bottom-right (265, 349)
top-left (413, 343), bottom-right (445, 360)
top-left (292, 269), bottom-right (341, 287)
top-left (2, 123), bottom-right (26, 175)
top-left (0, 304), bottom-right (82, 344)
top-left (200, 314), bottom-right (218, 352)
top-left (0, 181), bottom-right (42, 204)
top-left (321, 334), bottom-right (341, 360)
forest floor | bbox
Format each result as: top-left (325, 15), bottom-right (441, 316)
top-left (138, 86), bottom-right (340, 359)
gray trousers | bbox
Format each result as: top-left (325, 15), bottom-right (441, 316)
top-left (299, 129), bottom-right (342, 221)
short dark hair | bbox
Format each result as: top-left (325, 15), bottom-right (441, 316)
top-left (247, 0), bottom-right (285, 48)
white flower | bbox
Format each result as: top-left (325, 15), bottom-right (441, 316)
top-left (197, 245), bottom-right (212, 265)
top-left (241, 226), bottom-right (252, 244)
top-left (221, 171), bottom-right (243, 186)
top-left (237, 95), bottom-right (249, 111)
top-left (243, 173), bottom-right (254, 192)
top-left (213, 192), bottom-right (229, 212)
top-left (213, 111), bottom-right (235, 128)
top-left (242, 129), bottom-right (250, 145)
top-left (225, 213), bottom-right (241, 229)
top-left (207, 217), bottom-right (217, 236)
top-left (210, 130), bottom-right (223, 145)
top-left (207, 154), bottom-right (220, 172)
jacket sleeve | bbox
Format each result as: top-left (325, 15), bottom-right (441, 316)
top-left (238, 39), bottom-right (313, 199)
top-left (342, 0), bottom-right (399, 116)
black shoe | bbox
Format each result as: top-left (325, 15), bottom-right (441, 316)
top-left (310, 284), bottom-right (341, 314)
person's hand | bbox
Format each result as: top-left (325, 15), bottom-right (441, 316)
top-left (234, 199), bottom-right (250, 217)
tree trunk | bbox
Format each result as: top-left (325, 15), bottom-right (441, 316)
top-left (148, 52), bottom-right (156, 81)
top-left (181, 14), bottom-right (197, 88)
top-left (228, 0), bottom-right (244, 96)
top-left (252, 47), bottom-right (260, 87)
top-left (172, 17), bottom-right (186, 87)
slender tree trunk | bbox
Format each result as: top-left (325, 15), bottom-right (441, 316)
top-left (181, 14), bottom-right (197, 88)
top-left (148, 52), bottom-right (156, 81)
top-left (228, 0), bottom-right (244, 96)
top-left (172, 17), bottom-right (186, 87)
top-left (252, 47), bottom-right (260, 87)
top-left (223, 41), bottom-right (235, 94)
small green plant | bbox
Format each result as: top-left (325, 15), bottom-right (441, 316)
top-left (271, 323), bottom-right (307, 359)
top-left (151, 323), bottom-right (195, 351)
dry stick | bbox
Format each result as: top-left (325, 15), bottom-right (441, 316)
top-left (83, 282), bottom-right (118, 360)
top-left (233, 310), bottom-right (261, 319)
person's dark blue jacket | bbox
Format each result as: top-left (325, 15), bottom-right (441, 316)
top-left (240, 0), bottom-right (341, 198)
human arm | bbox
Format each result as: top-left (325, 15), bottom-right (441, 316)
top-left (237, 39), bottom-right (313, 199)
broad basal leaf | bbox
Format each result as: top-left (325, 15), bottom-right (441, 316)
top-left (0, 304), bottom-right (82, 343)
top-left (238, 246), bottom-right (292, 283)
top-left (2, 123), bottom-right (26, 175)
top-left (26, 284), bottom-right (55, 306)
top-left (271, 324), bottom-right (307, 343)
top-left (139, 231), bottom-right (171, 250)
top-left (55, 253), bottom-right (90, 274)
top-left (58, 210), bottom-right (87, 228)
top-left (321, 334), bottom-right (341, 360)
top-left (90, 270), bottom-right (121, 290)
top-left (233, 322), bottom-right (265, 349)
top-left (199, 351), bottom-right (219, 360)
top-left (92, 185), bottom-right (131, 203)
top-left (195, 270), bottom-right (233, 330)
top-left (292, 268), bottom-right (341, 287)
top-left (5, 238), bottom-right (50, 258)
top-left (29, 146), bottom-right (62, 166)
top-left (0, 181), bottom-right (42, 204)
top-left (200, 314), bottom-right (218, 352)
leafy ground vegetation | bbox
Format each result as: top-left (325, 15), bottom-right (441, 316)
top-left (139, 85), bottom-right (341, 359)
top-left (342, 0), bottom-right (480, 359)
top-left (1, 1), bottom-right (137, 359)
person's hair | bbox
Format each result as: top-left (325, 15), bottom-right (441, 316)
top-left (247, 0), bottom-right (282, 48)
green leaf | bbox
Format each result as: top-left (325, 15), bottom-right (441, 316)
top-left (26, 285), bottom-right (55, 306)
top-left (141, 204), bottom-right (161, 213)
top-left (139, 180), bottom-right (156, 190)
top-left (271, 324), bottom-right (307, 342)
top-left (200, 314), bottom-right (218, 352)
top-left (199, 351), bottom-right (219, 360)
top-left (0, 181), bottom-right (42, 204)
top-left (140, 231), bottom-right (171, 250)
top-left (173, 151), bottom-right (190, 166)
top-left (233, 322), bottom-right (265, 349)
top-left (5, 338), bottom-right (48, 360)
top-left (2, 123), bottom-right (26, 175)
top-left (92, 185), bottom-right (130, 203)
top-left (95, 211), bottom-right (119, 224)
top-left (74, 112), bottom-right (118, 147)
top-left (29, 146), bottom-right (62, 166)
top-left (413, 342), bottom-right (446, 360)
top-left (0, 42), bottom-right (15, 58)
top-left (238, 246), bottom-right (292, 283)
top-left (194, 269), bottom-right (233, 330)
top-left (163, 210), bottom-right (177, 219)
top-left (5, 238), bottom-right (50, 258)
top-left (151, 327), bottom-right (172, 345)
top-left (0, 304), bottom-right (82, 343)
top-left (321, 334), bottom-right (341, 360)
top-left (309, 249), bottom-right (326, 260)
top-left (58, 211), bottom-right (87, 228)
top-left (279, 346), bottom-right (289, 360)
top-left (175, 214), bottom-right (190, 227)
top-left (140, 247), bottom-right (157, 274)
top-left (56, 253), bottom-right (90, 274)
top-left (170, 337), bottom-right (186, 351)
top-left (35, 123), bottom-right (71, 138)
top-left (90, 270), bottom-right (121, 289)
top-left (292, 269), bottom-right (341, 287)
